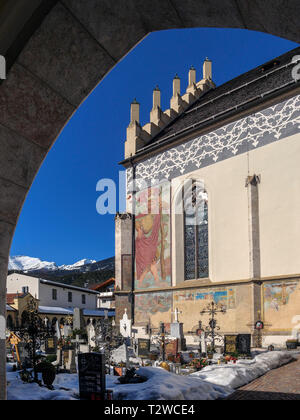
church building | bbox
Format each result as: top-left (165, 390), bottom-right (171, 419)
top-left (115, 46), bottom-right (300, 347)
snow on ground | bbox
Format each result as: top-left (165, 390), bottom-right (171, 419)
top-left (6, 351), bottom-right (296, 400)
top-left (190, 351), bottom-right (295, 389)
top-left (107, 367), bottom-right (231, 400)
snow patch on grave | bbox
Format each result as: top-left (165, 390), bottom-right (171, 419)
top-left (190, 351), bottom-right (295, 389)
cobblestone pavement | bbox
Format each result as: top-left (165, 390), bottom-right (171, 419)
top-left (226, 355), bottom-right (300, 400)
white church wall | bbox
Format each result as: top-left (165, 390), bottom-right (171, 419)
top-left (249, 132), bottom-right (300, 278)
top-left (171, 152), bottom-right (250, 284)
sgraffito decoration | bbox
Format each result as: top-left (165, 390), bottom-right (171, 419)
top-left (127, 94), bottom-right (300, 187)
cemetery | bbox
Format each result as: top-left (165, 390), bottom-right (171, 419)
top-left (5, 298), bottom-right (299, 400)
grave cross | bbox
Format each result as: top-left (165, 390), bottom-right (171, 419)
top-left (71, 334), bottom-right (85, 355)
top-left (246, 310), bottom-right (272, 348)
top-left (200, 301), bottom-right (226, 353)
top-left (172, 308), bottom-right (182, 323)
top-left (188, 321), bottom-right (206, 356)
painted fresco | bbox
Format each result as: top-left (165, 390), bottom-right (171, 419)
top-left (174, 287), bottom-right (236, 309)
top-left (135, 292), bottom-right (172, 324)
top-left (135, 182), bottom-right (171, 290)
top-left (264, 281), bottom-right (298, 312)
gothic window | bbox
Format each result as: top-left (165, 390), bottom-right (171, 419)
top-left (184, 180), bottom-right (209, 280)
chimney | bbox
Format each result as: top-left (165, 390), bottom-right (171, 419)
top-left (153, 86), bottom-right (161, 109)
top-left (172, 74), bottom-right (181, 97)
top-left (203, 58), bottom-right (212, 80)
top-left (130, 98), bottom-right (140, 124)
top-left (188, 66), bottom-right (196, 86)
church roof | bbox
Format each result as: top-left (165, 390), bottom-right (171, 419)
top-left (122, 46), bottom-right (300, 163)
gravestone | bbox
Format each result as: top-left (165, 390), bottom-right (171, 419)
top-left (237, 334), bottom-right (251, 355)
top-left (53, 348), bottom-right (63, 370)
top-left (170, 322), bottom-right (184, 339)
top-left (137, 338), bottom-right (150, 358)
top-left (45, 337), bottom-right (57, 355)
top-left (224, 334), bottom-right (238, 354)
top-left (17, 343), bottom-right (29, 367)
top-left (165, 339), bottom-right (178, 357)
top-left (78, 353), bottom-right (106, 400)
top-left (73, 308), bottom-right (84, 331)
top-left (120, 309), bottom-right (132, 338)
top-left (111, 344), bottom-right (129, 367)
top-left (87, 322), bottom-right (96, 350)
top-left (64, 349), bottom-right (77, 374)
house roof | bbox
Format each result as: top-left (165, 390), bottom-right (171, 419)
top-left (38, 306), bottom-right (115, 317)
top-left (121, 46), bottom-right (300, 163)
top-left (6, 304), bottom-right (16, 312)
top-left (39, 278), bottom-right (99, 295)
top-left (6, 293), bottom-right (27, 304)
top-left (89, 278), bottom-right (115, 292)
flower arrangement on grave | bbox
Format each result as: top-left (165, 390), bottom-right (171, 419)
top-left (174, 352), bottom-right (184, 364)
top-left (188, 352), bottom-right (195, 359)
top-left (224, 355), bottom-right (237, 364)
top-left (57, 337), bottom-right (72, 349)
top-left (188, 358), bottom-right (208, 371)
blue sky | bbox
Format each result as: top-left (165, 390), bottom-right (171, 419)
top-left (10, 28), bottom-right (298, 266)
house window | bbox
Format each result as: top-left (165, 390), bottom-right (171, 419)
top-left (68, 292), bottom-right (72, 303)
top-left (82, 295), bottom-right (86, 305)
top-left (22, 286), bottom-right (29, 294)
top-left (52, 289), bottom-right (57, 300)
top-left (184, 180), bottom-right (209, 280)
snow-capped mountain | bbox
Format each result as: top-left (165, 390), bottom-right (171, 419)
top-left (8, 255), bottom-right (115, 288)
top-left (9, 256), bottom-right (98, 273)
top-left (59, 259), bottom-right (96, 271)
top-left (8, 256), bottom-right (58, 272)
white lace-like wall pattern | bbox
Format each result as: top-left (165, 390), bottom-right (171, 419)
top-left (127, 94), bottom-right (300, 188)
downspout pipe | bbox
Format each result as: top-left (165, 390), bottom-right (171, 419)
top-left (130, 158), bottom-right (136, 324)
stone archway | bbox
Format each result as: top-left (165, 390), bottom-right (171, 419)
top-left (0, 0), bottom-right (299, 400)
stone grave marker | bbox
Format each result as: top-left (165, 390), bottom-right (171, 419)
top-left (224, 334), bottom-right (238, 354)
top-left (45, 337), bottom-right (57, 355)
top-left (237, 334), bottom-right (251, 355)
top-left (87, 322), bottom-right (96, 350)
top-left (78, 353), bottom-right (106, 400)
top-left (165, 339), bottom-right (178, 358)
top-left (64, 348), bottom-right (77, 374)
top-left (120, 309), bottom-right (132, 338)
top-left (73, 308), bottom-right (84, 331)
top-left (137, 338), bottom-right (150, 358)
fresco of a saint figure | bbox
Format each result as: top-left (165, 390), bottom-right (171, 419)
top-left (135, 182), bottom-right (171, 290)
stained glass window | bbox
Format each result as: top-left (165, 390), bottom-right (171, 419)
top-left (184, 180), bottom-right (209, 280)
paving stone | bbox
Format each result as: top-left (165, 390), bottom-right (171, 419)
top-left (227, 356), bottom-right (300, 400)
